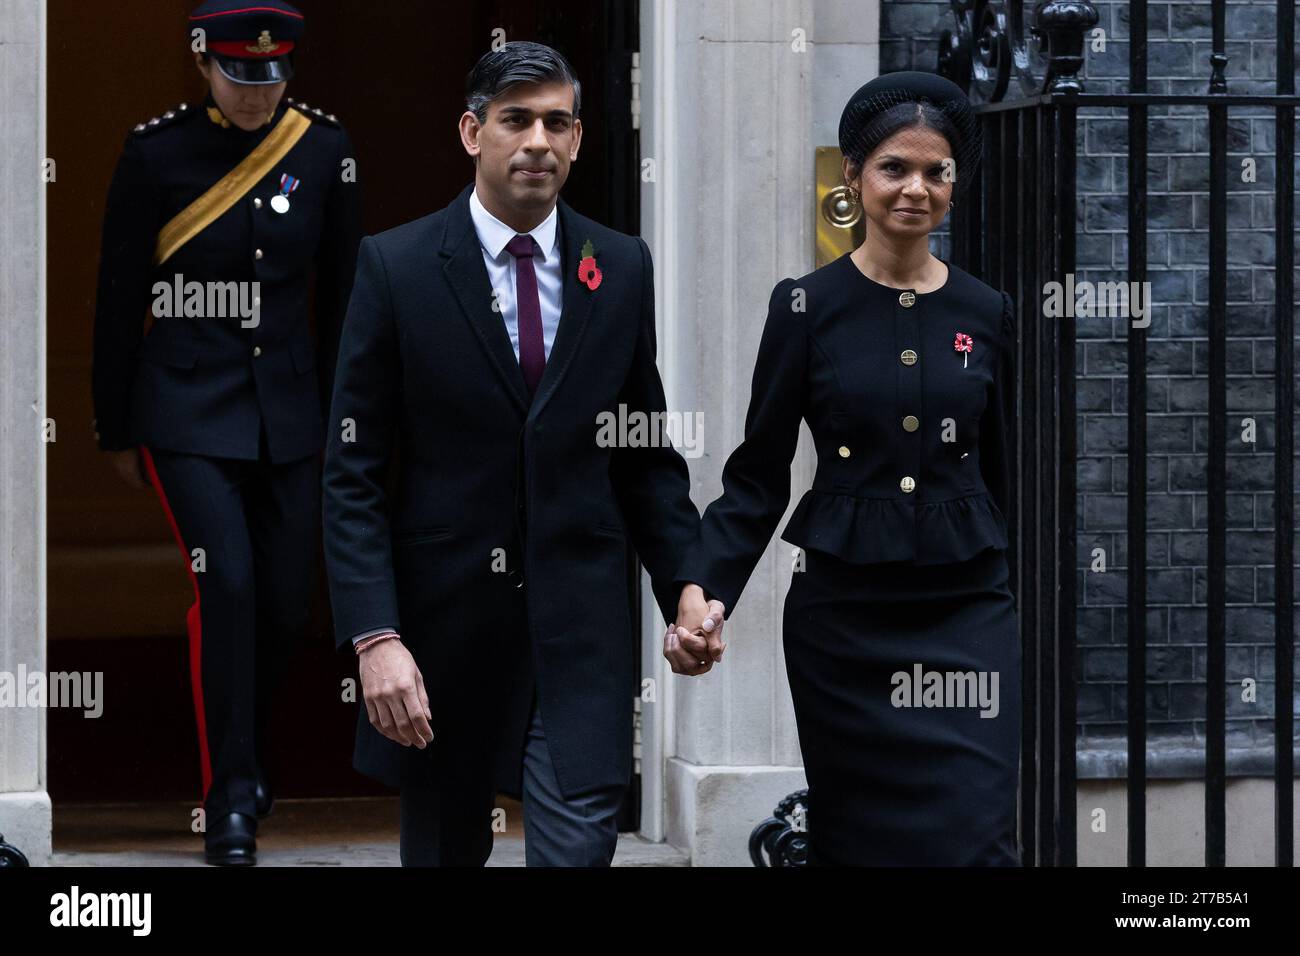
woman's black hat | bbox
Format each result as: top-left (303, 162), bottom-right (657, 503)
top-left (838, 71), bottom-right (982, 195)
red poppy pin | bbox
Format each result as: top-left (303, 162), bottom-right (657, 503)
top-left (953, 332), bottom-right (973, 368)
top-left (578, 238), bottom-right (602, 291)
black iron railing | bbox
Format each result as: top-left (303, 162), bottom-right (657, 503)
top-left (938, 0), bottom-right (1296, 868)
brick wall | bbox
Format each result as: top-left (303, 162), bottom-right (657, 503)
top-left (879, 0), bottom-right (1300, 772)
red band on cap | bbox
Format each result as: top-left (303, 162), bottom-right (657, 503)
top-left (189, 6), bottom-right (305, 20)
top-left (209, 39), bottom-right (296, 58)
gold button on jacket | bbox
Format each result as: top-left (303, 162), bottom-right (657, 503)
top-left (675, 257), bottom-right (1018, 581)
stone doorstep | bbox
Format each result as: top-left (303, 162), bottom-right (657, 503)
top-left (50, 833), bottom-right (688, 867)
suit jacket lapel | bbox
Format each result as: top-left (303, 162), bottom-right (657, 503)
top-left (526, 198), bottom-right (598, 423)
top-left (440, 184), bottom-right (531, 415)
top-left (439, 187), bottom-right (600, 421)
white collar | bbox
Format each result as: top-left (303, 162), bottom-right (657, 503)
top-left (470, 187), bottom-right (559, 262)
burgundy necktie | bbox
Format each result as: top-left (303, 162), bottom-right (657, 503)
top-left (506, 234), bottom-right (546, 395)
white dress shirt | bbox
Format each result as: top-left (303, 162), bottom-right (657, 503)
top-left (469, 187), bottom-right (563, 362)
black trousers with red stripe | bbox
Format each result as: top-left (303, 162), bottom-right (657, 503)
top-left (140, 432), bottom-right (319, 823)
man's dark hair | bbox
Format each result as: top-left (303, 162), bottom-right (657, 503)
top-left (465, 41), bottom-right (581, 124)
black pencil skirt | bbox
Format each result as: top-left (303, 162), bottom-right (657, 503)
top-left (782, 544), bottom-right (1022, 866)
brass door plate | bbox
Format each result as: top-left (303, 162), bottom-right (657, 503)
top-left (816, 146), bottom-right (863, 267)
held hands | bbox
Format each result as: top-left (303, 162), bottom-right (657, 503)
top-left (358, 638), bottom-right (434, 748)
top-left (664, 583), bottom-right (726, 677)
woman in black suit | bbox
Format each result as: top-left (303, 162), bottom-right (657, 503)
top-left (671, 72), bottom-right (1021, 865)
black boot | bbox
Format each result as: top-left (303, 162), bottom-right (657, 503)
top-left (254, 770), bottom-right (274, 820)
top-left (205, 811), bottom-right (257, 866)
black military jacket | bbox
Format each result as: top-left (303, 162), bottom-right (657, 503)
top-left (92, 93), bottom-right (361, 462)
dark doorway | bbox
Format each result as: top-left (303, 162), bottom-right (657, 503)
top-left (47, 0), bottom-right (642, 824)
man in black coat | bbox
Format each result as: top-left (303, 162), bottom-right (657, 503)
top-left (322, 41), bottom-right (717, 866)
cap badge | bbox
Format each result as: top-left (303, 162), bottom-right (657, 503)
top-left (246, 31), bottom-right (281, 54)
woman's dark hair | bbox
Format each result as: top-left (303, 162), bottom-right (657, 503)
top-left (466, 41), bottom-right (581, 124)
top-left (842, 97), bottom-right (966, 184)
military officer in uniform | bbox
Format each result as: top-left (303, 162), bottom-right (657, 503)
top-left (91, 0), bottom-right (362, 865)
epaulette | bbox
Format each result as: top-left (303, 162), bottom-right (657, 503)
top-left (286, 98), bottom-right (340, 127)
top-left (131, 102), bottom-right (194, 136)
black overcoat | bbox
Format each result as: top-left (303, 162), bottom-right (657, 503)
top-left (323, 183), bottom-right (699, 796)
